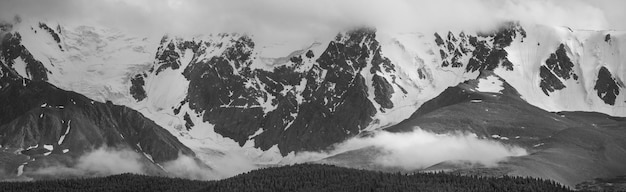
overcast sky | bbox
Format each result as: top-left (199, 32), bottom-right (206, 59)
top-left (1, 0), bottom-right (625, 38)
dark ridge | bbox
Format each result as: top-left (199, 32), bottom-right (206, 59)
top-left (372, 74), bottom-right (394, 110)
top-left (436, 22), bottom-right (524, 73)
top-left (154, 41), bottom-right (182, 74)
top-left (0, 164), bottom-right (571, 192)
top-left (605, 34), bottom-right (611, 43)
top-left (441, 60), bottom-right (450, 67)
top-left (439, 49), bottom-right (448, 60)
top-left (539, 65), bottom-right (566, 96)
top-left (305, 50), bottom-right (315, 58)
top-left (129, 73), bottom-right (147, 101)
top-left (1, 33), bottom-right (49, 81)
top-left (182, 35), bottom-right (263, 148)
top-left (183, 112), bottom-right (194, 131)
top-left (447, 31), bottom-right (457, 42)
top-left (465, 25), bottom-right (520, 72)
top-left (176, 40), bottom-right (201, 53)
top-left (172, 28), bottom-right (398, 155)
top-left (370, 34), bottom-right (396, 73)
top-left (417, 68), bottom-right (426, 79)
top-left (37, 22), bottom-right (62, 50)
top-left (397, 86), bottom-right (474, 120)
top-left (539, 43), bottom-right (578, 95)
top-left (594, 66), bottom-right (620, 105)
top-left (451, 49), bottom-right (463, 68)
top-left (131, 27), bottom-right (401, 155)
top-left (0, 60), bottom-right (20, 86)
top-left (152, 38), bottom-right (200, 75)
top-left (289, 55), bottom-right (302, 63)
top-left (434, 32), bottom-right (444, 46)
top-left (545, 44), bottom-right (577, 80)
top-left (446, 40), bottom-right (455, 52)
top-left (0, 68), bottom-right (195, 164)
top-left (491, 21), bottom-right (526, 48)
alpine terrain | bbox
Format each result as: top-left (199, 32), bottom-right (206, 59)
top-left (0, 16), bottom-right (625, 188)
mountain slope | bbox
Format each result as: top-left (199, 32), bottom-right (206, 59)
top-left (323, 73), bottom-right (626, 187)
top-left (0, 58), bottom-right (202, 179)
top-left (1, 19), bottom-right (625, 178)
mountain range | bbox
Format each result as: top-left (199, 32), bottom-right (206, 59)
top-left (1, 18), bottom-right (625, 187)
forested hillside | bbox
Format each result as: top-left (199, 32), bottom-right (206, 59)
top-left (0, 164), bottom-right (570, 192)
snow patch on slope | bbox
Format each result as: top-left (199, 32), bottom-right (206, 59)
top-left (476, 76), bottom-right (504, 93)
top-left (57, 120), bottom-right (71, 145)
top-left (12, 56), bottom-right (28, 78)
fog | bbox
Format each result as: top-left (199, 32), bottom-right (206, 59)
top-left (293, 127), bottom-right (527, 170)
top-left (161, 154), bottom-right (215, 180)
top-left (19, 128), bottom-right (527, 180)
top-left (30, 147), bottom-right (145, 177)
top-left (346, 128), bottom-right (526, 169)
top-left (27, 147), bottom-right (215, 180)
top-left (0, 0), bottom-right (624, 43)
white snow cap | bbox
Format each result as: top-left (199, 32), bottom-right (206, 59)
top-left (476, 76), bottom-right (504, 93)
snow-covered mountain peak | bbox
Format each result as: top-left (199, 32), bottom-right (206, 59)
top-left (2, 21), bottom-right (626, 173)
top-left (0, 20), bottom-right (161, 103)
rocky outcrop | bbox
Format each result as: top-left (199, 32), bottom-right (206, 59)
top-left (130, 73), bottom-right (147, 101)
top-left (434, 22), bottom-right (526, 72)
top-left (539, 43), bottom-right (578, 95)
top-left (37, 22), bottom-right (62, 50)
top-left (594, 66), bottom-right (621, 105)
top-left (1, 32), bottom-right (49, 81)
top-left (134, 28), bottom-right (400, 155)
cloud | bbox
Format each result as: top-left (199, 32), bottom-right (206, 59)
top-left (353, 129), bottom-right (526, 169)
top-left (0, 0), bottom-right (623, 42)
top-left (25, 146), bottom-right (217, 180)
top-left (30, 147), bottom-right (145, 177)
top-left (293, 127), bottom-right (527, 170)
top-left (76, 147), bottom-right (146, 174)
top-left (161, 154), bottom-right (215, 180)
top-left (190, 148), bottom-right (260, 180)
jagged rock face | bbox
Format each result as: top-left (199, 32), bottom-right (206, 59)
top-left (132, 23), bottom-right (563, 156)
top-left (1, 33), bottom-right (49, 81)
top-left (4, 20), bottom-right (626, 160)
top-left (154, 37), bottom-right (200, 75)
top-left (0, 62), bottom-right (195, 177)
top-left (135, 28), bottom-right (402, 155)
top-left (129, 73), bottom-right (147, 101)
top-left (435, 23), bottom-right (625, 110)
top-left (594, 66), bottom-right (621, 105)
top-left (539, 43), bottom-right (578, 95)
top-left (37, 23), bottom-right (62, 50)
top-left (434, 21), bottom-right (526, 72)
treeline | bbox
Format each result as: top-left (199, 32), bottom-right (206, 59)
top-left (201, 164), bottom-right (571, 192)
top-left (0, 164), bottom-right (571, 192)
top-left (0, 174), bottom-right (211, 192)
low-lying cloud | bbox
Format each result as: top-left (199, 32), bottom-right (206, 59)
top-left (31, 147), bottom-right (145, 177)
top-left (294, 127), bottom-right (527, 170)
top-left (17, 128), bottom-right (528, 180)
top-left (26, 146), bottom-right (215, 180)
top-left (161, 154), bottom-right (215, 180)
top-left (351, 129), bottom-right (526, 169)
